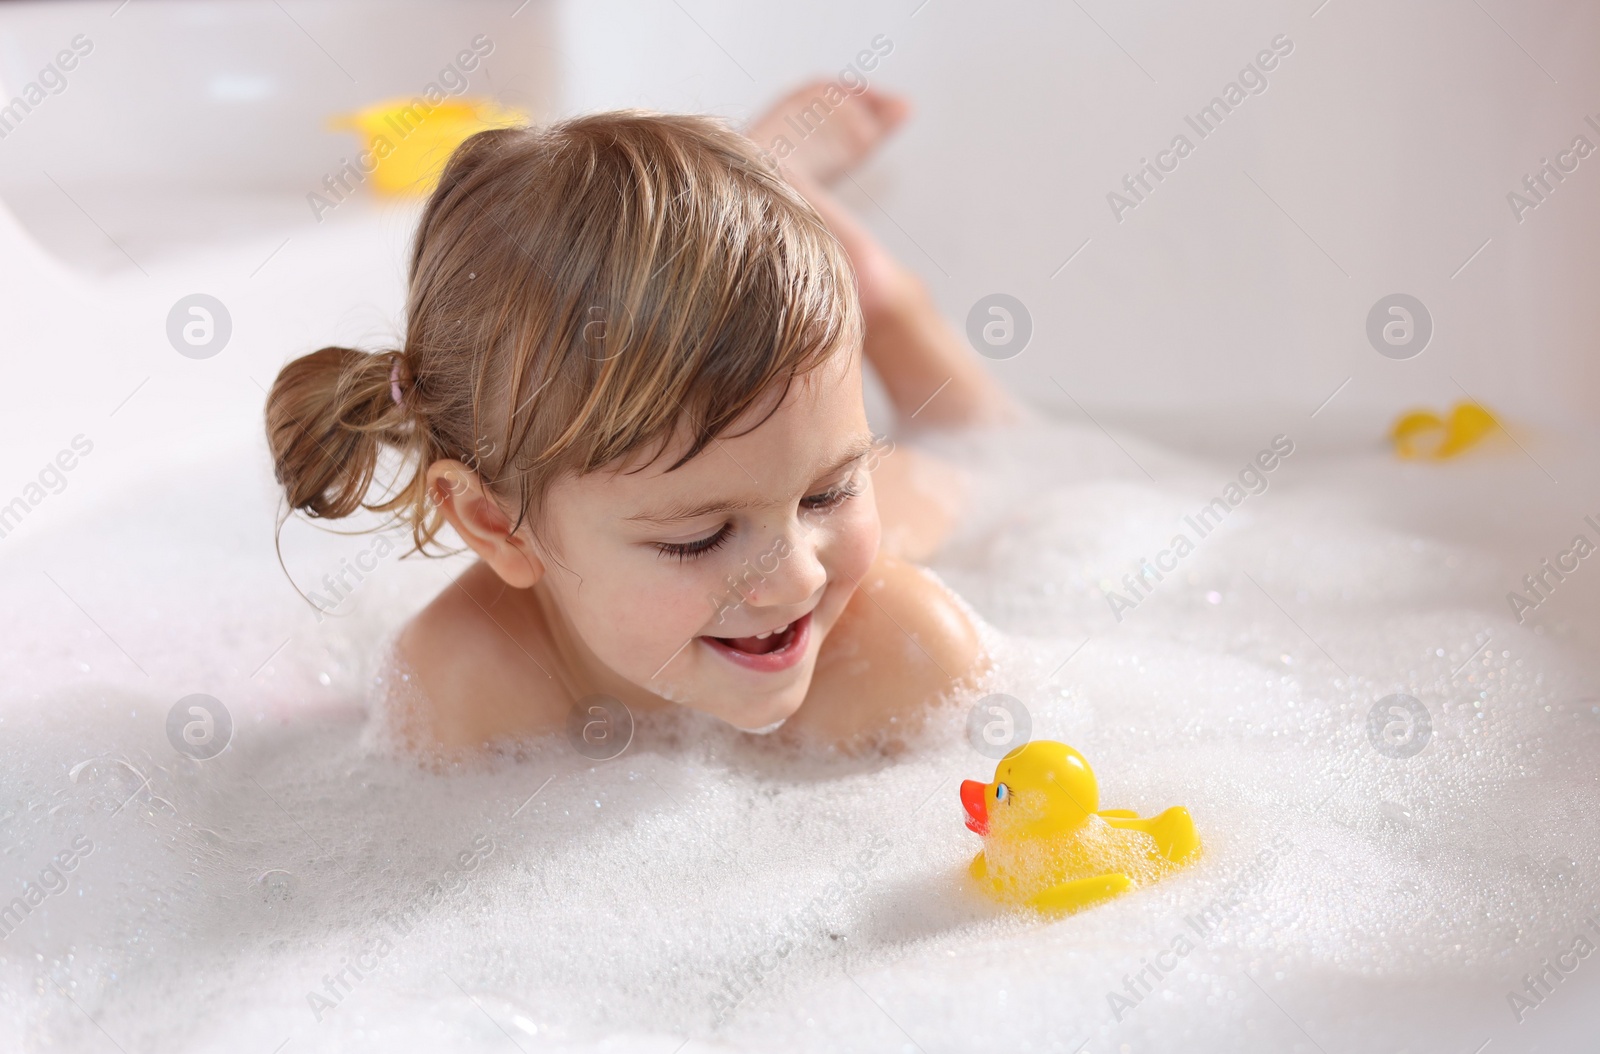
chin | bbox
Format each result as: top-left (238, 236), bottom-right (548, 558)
top-left (711, 674), bottom-right (811, 733)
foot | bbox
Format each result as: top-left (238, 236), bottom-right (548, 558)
top-left (745, 79), bottom-right (910, 188)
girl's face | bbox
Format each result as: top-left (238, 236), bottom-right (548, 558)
top-left (533, 348), bottom-right (881, 731)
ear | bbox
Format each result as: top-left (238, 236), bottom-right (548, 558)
top-left (425, 460), bottom-right (545, 589)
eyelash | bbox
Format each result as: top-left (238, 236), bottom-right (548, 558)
top-left (653, 480), bottom-right (863, 561)
top-left (800, 480), bottom-right (862, 512)
top-left (655, 525), bottom-right (733, 562)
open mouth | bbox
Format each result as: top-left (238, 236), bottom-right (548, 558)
top-left (701, 612), bottom-right (812, 673)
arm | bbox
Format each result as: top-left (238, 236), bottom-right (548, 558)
top-left (798, 176), bottom-right (1019, 428)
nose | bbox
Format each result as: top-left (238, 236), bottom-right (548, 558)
top-left (743, 529), bottom-right (828, 610)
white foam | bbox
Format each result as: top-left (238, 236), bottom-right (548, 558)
top-left (2, 419), bottom-right (1598, 1052)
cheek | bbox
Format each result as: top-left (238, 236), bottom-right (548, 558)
top-left (546, 539), bottom-right (715, 669)
top-left (579, 563), bottom-right (716, 653)
top-left (823, 496), bottom-right (881, 582)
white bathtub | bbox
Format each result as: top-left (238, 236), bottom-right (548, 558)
top-left (2, 1), bottom-right (1598, 1052)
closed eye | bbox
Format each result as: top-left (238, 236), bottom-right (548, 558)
top-left (800, 479), bottom-right (863, 513)
top-left (654, 524), bottom-right (732, 561)
top-left (654, 474), bottom-right (860, 559)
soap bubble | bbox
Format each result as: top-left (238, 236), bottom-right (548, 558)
top-left (254, 869), bottom-right (297, 905)
top-left (1545, 855), bottom-right (1579, 886)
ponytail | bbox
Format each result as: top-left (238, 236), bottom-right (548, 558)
top-left (264, 346), bottom-right (415, 521)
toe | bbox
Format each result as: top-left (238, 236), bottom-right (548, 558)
top-left (864, 90), bottom-right (913, 132)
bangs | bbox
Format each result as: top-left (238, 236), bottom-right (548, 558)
top-left (457, 112), bottom-right (862, 526)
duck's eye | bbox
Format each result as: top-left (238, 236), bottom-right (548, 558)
top-left (994, 783), bottom-right (1010, 803)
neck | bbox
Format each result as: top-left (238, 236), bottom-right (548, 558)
top-left (525, 576), bottom-right (675, 718)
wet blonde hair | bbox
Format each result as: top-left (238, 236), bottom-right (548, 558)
top-left (265, 110), bottom-right (861, 553)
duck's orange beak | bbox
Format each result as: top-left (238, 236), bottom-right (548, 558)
top-left (960, 779), bottom-right (989, 835)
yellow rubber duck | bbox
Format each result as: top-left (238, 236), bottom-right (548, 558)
top-left (328, 97), bottom-right (528, 197)
top-left (1390, 401), bottom-right (1500, 460)
top-left (960, 741), bottom-right (1200, 914)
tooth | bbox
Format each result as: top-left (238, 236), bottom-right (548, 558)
top-left (755, 631), bottom-right (772, 640)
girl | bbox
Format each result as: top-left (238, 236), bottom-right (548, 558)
top-left (265, 83), bottom-right (1016, 753)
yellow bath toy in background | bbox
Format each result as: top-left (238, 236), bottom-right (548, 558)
top-left (1390, 401), bottom-right (1501, 460)
top-left (960, 741), bottom-right (1200, 915)
top-left (328, 97), bottom-right (528, 197)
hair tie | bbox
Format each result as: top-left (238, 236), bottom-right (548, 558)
top-left (389, 357), bottom-right (404, 407)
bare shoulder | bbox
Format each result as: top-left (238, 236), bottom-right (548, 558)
top-left (389, 562), bottom-right (566, 753)
top-left (800, 554), bottom-right (988, 744)
top-left (845, 555), bottom-right (986, 676)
